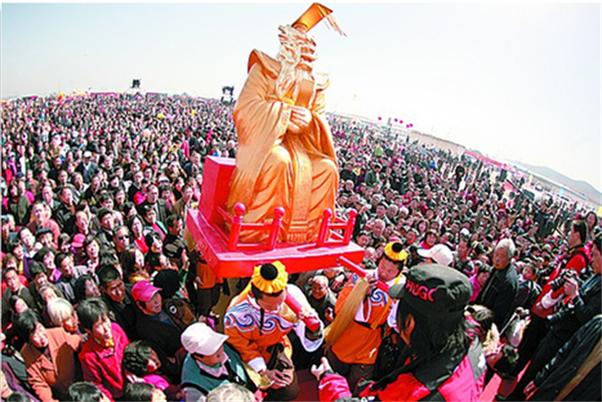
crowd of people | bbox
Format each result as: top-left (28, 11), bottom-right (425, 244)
top-left (1, 92), bottom-right (600, 402)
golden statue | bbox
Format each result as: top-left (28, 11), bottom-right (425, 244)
top-left (227, 3), bottom-right (345, 243)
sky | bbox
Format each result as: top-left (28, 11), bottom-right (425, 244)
top-left (1, 2), bottom-right (600, 193)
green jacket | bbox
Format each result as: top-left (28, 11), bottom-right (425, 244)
top-left (7, 196), bottom-right (30, 226)
top-left (181, 344), bottom-right (253, 395)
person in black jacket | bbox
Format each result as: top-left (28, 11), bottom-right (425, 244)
top-left (476, 238), bottom-right (519, 329)
top-left (510, 232), bottom-right (601, 401)
top-left (162, 215), bottom-right (188, 269)
top-left (132, 280), bottom-right (183, 362)
top-left (97, 265), bottom-right (138, 339)
top-left (5, 182), bottom-right (31, 227)
top-left (95, 208), bottom-right (116, 252)
top-left (2, 265), bottom-right (36, 323)
top-left (54, 185), bottom-right (76, 235)
top-left (138, 184), bottom-right (169, 226)
top-left (526, 314), bottom-right (601, 401)
top-left (512, 262), bottom-right (542, 310)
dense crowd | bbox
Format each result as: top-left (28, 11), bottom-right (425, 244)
top-left (1, 93), bottom-right (600, 402)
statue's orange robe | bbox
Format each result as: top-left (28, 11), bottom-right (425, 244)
top-left (227, 50), bottom-right (339, 242)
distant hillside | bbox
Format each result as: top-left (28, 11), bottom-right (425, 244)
top-left (513, 161), bottom-right (601, 204)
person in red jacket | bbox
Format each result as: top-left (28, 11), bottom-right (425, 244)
top-left (534, 219), bottom-right (589, 317)
top-left (312, 264), bottom-right (486, 402)
top-left (77, 298), bottom-right (130, 401)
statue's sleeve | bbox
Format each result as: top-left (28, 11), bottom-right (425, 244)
top-left (233, 64), bottom-right (291, 147)
top-left (312, 86), bottom-right (327, 116)
top-left (299, 87), bottom-right (337, 162)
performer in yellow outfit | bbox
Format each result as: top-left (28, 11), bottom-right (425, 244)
top-left (325, 241), bottom-right (408, 393)
top-left (226, 3), bottom-right (345, 243)
top-left (224, 261), bottom-right (323, 401)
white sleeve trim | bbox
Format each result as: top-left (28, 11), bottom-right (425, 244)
top-left (387, 300), bottom-right (399, 332)
top-left (286, 284), bottom-right (309, 306)
top-left (294, 319), bottom-right (324, 352)
top-left (540, 290), bottom-right (562, 309)
top-left (354, 297), bottom-right (369, 323)
top-left (248, 356), bottom-right (267, 373)
top-left (287, 284), bottom-right (325, 352)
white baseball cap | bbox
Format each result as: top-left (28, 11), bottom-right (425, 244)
top-left (417, 244), bottom-right (454, 267)
top-left (181, 323), bottom-right (229, 356)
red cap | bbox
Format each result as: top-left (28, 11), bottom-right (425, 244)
top-left (131, 280), bottom-right (161, 303)
top-left (72, 234), bottom-right (86, 248)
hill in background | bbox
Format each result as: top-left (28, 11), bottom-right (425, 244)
top-left (512, 161), bottom-right (601, 204)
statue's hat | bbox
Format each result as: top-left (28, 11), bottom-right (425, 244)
top-left (292, 3), bottom-right (346, 36)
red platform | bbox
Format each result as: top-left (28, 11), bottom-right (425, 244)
top-left (185, 157), bottom-right (365, 278)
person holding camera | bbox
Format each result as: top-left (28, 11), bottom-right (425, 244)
top-left (503, 219), bottom-right (590, 397)
top-left (533, 220), bottom-right (590, 318)
top-left (508, 231), bottom-right (601, 400)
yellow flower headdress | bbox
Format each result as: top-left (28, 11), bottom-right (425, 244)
top-left (251, 261), bottom-right (288, 294)
top-left (384, 241), bottom-right (409, 263)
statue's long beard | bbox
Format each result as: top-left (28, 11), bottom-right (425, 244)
top-left (275, 63), bottom-right (313, 102)
top-left (275, 25), bottom-right (315, 102)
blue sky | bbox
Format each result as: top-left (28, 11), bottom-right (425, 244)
top-left (2, 3), bottom-right (600, 193)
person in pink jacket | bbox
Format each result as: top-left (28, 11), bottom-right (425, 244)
top-left (77, 298), bottom-right (130, 401)
top-left (312, 264), bottom-right (487, 402)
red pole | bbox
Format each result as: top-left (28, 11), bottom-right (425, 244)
top-left (317, 208), bottom-right (333, 246)
top-left (228, 203), bottom-right (245, 251)
top-left (343, 209), bottom-right (357, 244)
top-left (284, 292), bottom-right (321, 332)
top-left (267, 207), bottom-right (285, 250)
top-left (338, 256), bottom-right (389, 292)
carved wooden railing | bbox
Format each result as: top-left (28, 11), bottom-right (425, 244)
top-left (210, 204), bottom-right (357, 252)
top-left (215, 203), bottom-right (285, 251)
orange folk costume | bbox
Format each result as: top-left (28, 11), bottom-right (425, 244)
top-left (226, 4), bottom-right (344, 243)
top-left (328, 242), bottom-right (408, 365)
top-left (224, 263), bottom-right (323, 378)
top-left (329, 276), bottom-right (402, 365)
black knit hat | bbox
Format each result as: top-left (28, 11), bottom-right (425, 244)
top-left (153, 269), bottom-right (180, 299)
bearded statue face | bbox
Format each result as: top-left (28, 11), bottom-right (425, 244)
top-left (274, 24), bottom-right (318, 102)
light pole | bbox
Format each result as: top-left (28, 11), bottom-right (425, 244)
top-left (405, 123), bottom-right (413, 141)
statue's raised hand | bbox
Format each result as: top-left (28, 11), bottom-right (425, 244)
top-left (290, 106), bottom-right (312, 129)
